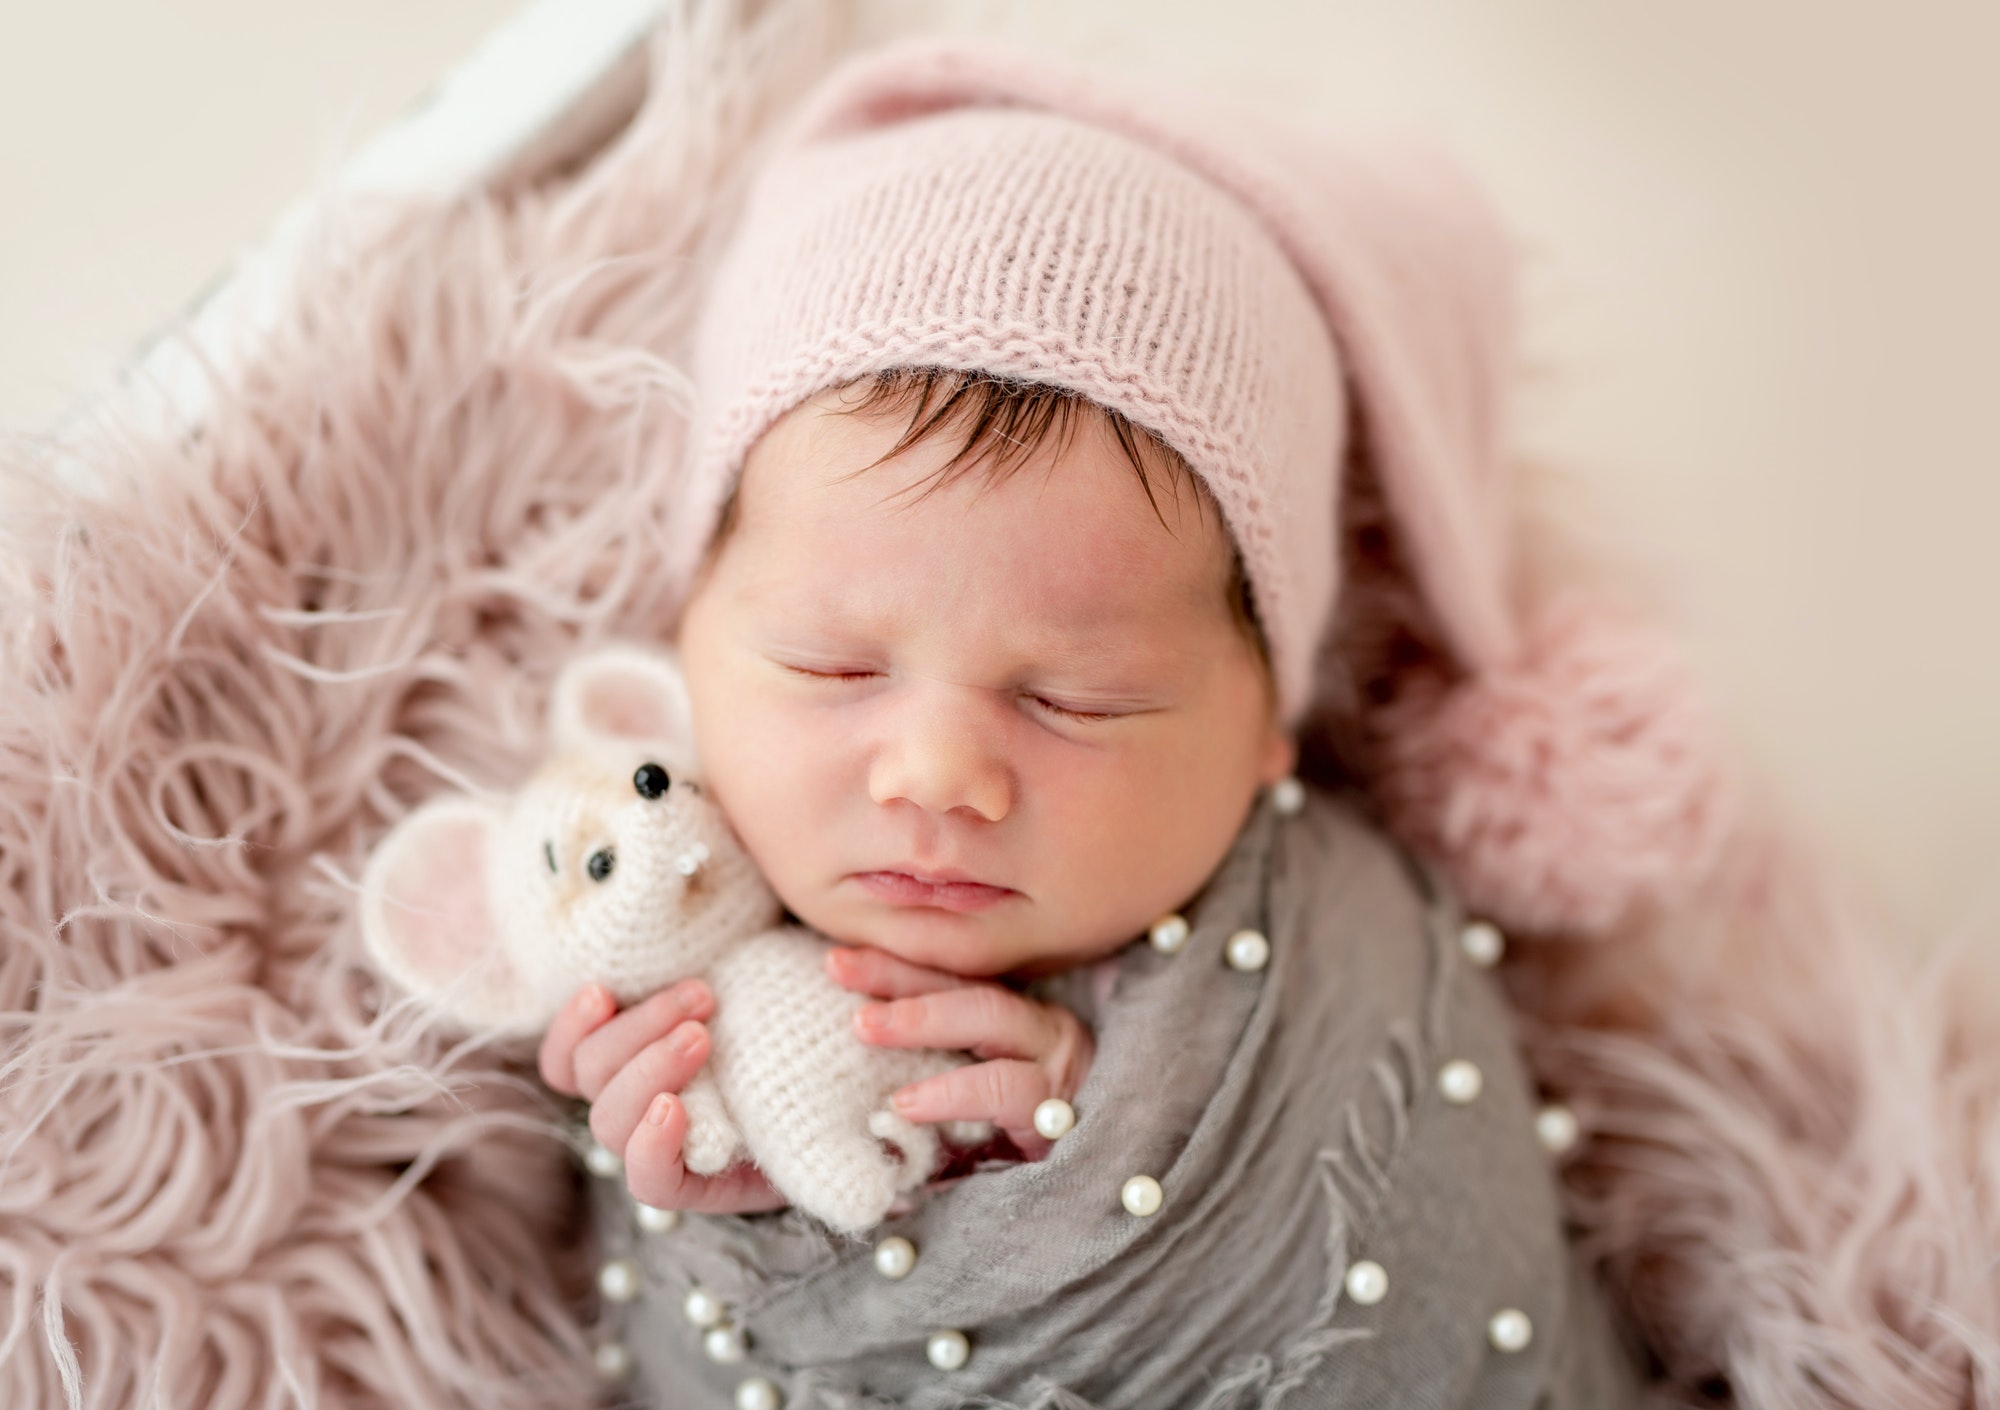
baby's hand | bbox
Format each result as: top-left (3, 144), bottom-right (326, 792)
top-left (537, 981), bottom-right (789, 1216)
top-left (826, 946), bottom-right (1095, 1162)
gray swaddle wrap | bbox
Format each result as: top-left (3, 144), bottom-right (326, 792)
top-left (589, 787), bottom-right (1640, 1408)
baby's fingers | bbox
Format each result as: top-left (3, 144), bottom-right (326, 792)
top-left (893, 1058), bottom-right (1054, 1156)
top-left (538, 984), bottom-right (615, 1096)
top-left (624, 1093), bottom-right (790, 1216)
top-left (857, 985), bottom-right (1084, 1079)
top-left (569, 979), bottom-right (715, 1101)
top-left (588, 1020), bottom-right (711, 1156)
top-left (824, 945), bottom-right (962, 999)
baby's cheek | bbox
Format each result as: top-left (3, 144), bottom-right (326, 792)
top-left (707, 703), bottom-right (841, 891)
top-left (1045, 764), bottom-right (1249, 943)
top-left (1023, 805), bottom-right (1163, 954)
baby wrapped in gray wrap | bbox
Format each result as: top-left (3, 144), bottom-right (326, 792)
top-left (587, 786), bottom-right (1641, 1409)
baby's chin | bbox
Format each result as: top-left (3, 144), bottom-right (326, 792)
top-left (797, 890), bottom-right (1108, 981)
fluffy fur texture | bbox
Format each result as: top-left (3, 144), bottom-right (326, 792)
top-left (0, 3), bottom-right (839, 1403)
top-left (1524, 803), bottom-right (2000, 1410)
top-left (1, 2), bottom-right (1996, 1407)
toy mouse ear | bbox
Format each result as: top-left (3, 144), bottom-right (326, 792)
top-left (359, 794), bottom-right (536, 1032)
top-left (550, 642), bottom-right (700, 775)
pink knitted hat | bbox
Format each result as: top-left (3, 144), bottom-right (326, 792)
top-left (678, 38), bottom-right (1733, 938)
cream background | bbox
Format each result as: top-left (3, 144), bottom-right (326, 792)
top-left (4, 1), bottom-right (1996, 969)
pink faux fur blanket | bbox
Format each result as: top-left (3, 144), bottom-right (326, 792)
top-left (2, 3), bottom-right (1995, 1407)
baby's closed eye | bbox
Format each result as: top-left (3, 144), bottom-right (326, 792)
top-left (781, 663), bottom-right (879, 683)
top-left (778, 656), bottom-right (1143, 723)
top-left (1024, 694), bottom-right (1120, 723)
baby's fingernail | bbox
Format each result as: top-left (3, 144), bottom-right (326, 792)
top-left (855, 1004), bottom-right (887, 1034)
top-left (647, 1095), bottom-right (674, 1128)
top-left (891, 1088), bottom-right (917, 1113)
top-left (673, 978), bottom-right (709, 1010)
top-left (582, 985), bottom-right (613, 1020)
top-left (668, 1024), bottom-right (702, 1056)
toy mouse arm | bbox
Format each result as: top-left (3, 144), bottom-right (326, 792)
top-left (358, 793), bottom-right (545, 1036)
top-left (676, 1067), bottom-right (749, 1176)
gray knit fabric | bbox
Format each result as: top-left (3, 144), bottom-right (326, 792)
top-left (588, 786), bottom-right (1641, 1408)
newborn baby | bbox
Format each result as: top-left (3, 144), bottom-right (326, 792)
top-left (535, 36), bottom-right (1642, 1410)
top-left (540, 371), bottom-right (1288, 1210)
top-left (537, 374), bottom-right (1634, 1410)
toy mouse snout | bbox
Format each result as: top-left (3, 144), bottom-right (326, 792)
top-left (616, 761), bottom-right (710, 882)
top-left (630, 760), bottom-right (702, 801)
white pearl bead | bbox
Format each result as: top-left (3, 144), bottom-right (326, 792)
top-left (1459, 919), bottom-right (1505, 968)
top-left (597, 1257), bottom-right (641, 1304)
top-left (1535, 1104), bottom-right (1581, 1155)
top-left (1488, 1308), bottom-right (1534, 1353)
top-left (1149, 913), bottom-right (1191, 954)
top-left (636, 1202), bottom-right (681, 1234)
top-left (873, 1235), bottom-right (917, 1280)
top-left (683, 1287), bottom-right (726, 1328)
top-left (925, 1328), bottom-right (971, 1371)
top-left (1121, 1174), bottom-right (1164, 1217)
top-left (735, 1376), bottom-right (782, 1410)
top-left (593, 1341), bottom-right (634, 1380)
top-left (584, 1141), bottom-right (624, 1179)
top-left (1343, 1260), bottom-right (1389, 1305)
top-left (1438, 1059), bottom-right (1484, 1105)
top-left (1032, 1097), bottom-right (1076, 1140)
top-left (1225, 929), bottom-right (1270, 972)
top-left (704, 1323), bottom-right (747, 1364)
top-left (1270, 776), bottom-right (1307, 816)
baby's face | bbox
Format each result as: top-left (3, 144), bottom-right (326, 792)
top-left (677, 387), bottom-right (1295, 979)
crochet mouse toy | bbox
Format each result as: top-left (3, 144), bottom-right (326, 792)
top-left (359, 642), bottom-right (991, 1233)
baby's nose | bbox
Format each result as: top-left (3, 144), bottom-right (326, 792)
top-left (866, 690), bottom-right (1014, 823)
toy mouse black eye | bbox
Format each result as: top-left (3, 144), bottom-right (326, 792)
top-left (587, 847), bottom-right (615, 882)
top-left (633, 762), bottom-right (671, 800)
top-left (544, 840), bottom-right (557, 874)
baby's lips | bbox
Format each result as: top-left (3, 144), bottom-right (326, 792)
top-left (852, 869), bottom-right (1018, 913)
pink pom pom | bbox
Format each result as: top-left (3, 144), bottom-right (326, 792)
top-left (1380, 594), bottom-right (1736, 937)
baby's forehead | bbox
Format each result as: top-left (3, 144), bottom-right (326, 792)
top-left (697, 383), bottom-right (1272, 675)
